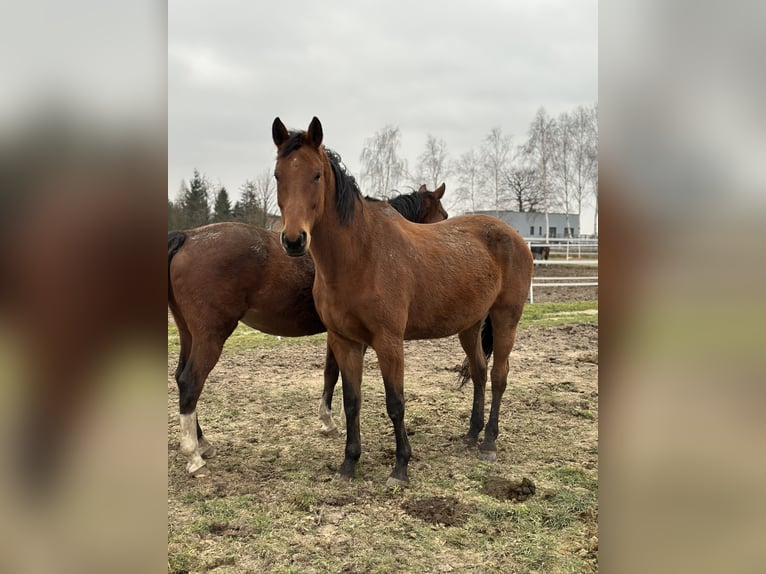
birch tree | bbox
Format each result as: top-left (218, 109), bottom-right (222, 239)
top-left (413, 134), bottom-right (450, 191)
top-left (481, 127), bottom-right (512, 216)
top-left (522, 107), bottom-right (557, 238)
top-left (453, 148), bottom-right (486, 213)
top-left (359, 125), bottom-right (408, 197)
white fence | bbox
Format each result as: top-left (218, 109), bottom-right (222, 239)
top-left (525, 237), bottom-right (598, 260)
top-left (529, 256), bottom-right (599, 304)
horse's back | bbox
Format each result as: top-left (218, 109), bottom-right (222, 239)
top-left (420, 213), bottom-right (532, 272)
top-left (170, 222), bottom-right (275, 284)
top-left (390, 214), bottom-right (532, 339)
top-left (169, 222), bottom-right (323, 337)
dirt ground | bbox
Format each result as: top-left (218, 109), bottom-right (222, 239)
top-left (168, 265), bottom-right (597, 573)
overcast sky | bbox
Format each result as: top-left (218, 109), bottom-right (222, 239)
top-left (169, 0), bottom-right (597, 226)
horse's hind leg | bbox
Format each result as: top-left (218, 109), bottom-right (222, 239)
top-left (479, 307), bottom-right (522, 460)
top-left (319, 344), bottom-right (341, 437)
top-left (176, 333), bottom-right (229, 476)
top-left (458, 321), bottom-right (488, 448)
top-left (172, 313), bottom-right (216, 460)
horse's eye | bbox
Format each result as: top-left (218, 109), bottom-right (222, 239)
top-left (274, 173), bottom-right (279, 182)
top-left (313, 172), bottom-right (321, 182)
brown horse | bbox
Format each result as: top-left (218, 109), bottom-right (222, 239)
top-left (168, 183), bottom-right (447, 476)
top-left (272, 117), bottom-right (533, 487)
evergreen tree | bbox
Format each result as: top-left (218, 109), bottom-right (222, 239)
top-left (168, 199), bottom-right (184, 230)
top-left (181, 169), bottom-right (210, 227)
top-left (236, 180), bottom-right (264, 225)
top-left (212, 186), bottom-right (232, 222)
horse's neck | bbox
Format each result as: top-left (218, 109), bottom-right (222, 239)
top-left (310, 201), bottom-right (373, 277)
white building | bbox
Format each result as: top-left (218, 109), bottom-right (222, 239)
top-left (468, 210), bottom-right (581, 239)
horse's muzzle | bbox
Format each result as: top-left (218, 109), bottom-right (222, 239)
top-left (280, 230), bottom-right (308, 257)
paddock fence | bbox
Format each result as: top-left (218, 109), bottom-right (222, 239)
top-left (525, 238), bottom-right (598, 304)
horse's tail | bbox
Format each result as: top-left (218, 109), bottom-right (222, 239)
top-left (168, 231), bottom-right (186, 303)
top-left (457, 315), bottom-right (494, 388)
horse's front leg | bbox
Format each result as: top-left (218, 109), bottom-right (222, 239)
top-left (318, 343), bottom-right (341, 437)
top-left (375, 339), bottom-right (412, 487)
top-left (327, 331), bottom-right (365, 480)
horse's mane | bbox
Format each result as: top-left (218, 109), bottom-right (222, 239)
top-left (380, 191), bottom-right (423, 222)
top-left (279, 131), bottom-right (361, 225)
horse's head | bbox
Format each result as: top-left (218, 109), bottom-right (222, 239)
top-left (417, 183), bottom-right (449, 224)
top-left (272, 116), bottom-right (328, 257)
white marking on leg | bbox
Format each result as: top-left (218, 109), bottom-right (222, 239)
top-left (179, 412), bottom-right (205, 474)
top-left (319, 396), bottom-right (338, 435)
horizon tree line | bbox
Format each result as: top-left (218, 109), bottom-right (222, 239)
top-left (169, 103), bottom-right (598, 236)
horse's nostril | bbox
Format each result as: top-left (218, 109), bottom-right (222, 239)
top-left (281, 230), bottom-right (307, 254)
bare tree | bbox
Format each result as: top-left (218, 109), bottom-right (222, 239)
top-left (481, 127), bottom-right (513, 216)
top-left (553, 111), bottom-right (575, 238)
top-left (522, 107), bottom-right (557, 238)
top-left (359, 125), bottom-right (408, 197)
top-left (589, 103), bottom-right (599, 236)
top-left (453, 148), bottom-right (486, 213)
top-left (505, 165), bottom-right (542, 212)
top-left (254, 168), bottom-right (276, 227)
top-left (568, 104), bottom-right (598, 237)
top-left (413, 134), bottom-right (450, 190)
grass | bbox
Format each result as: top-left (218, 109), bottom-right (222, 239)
top-left (518, 300), bottom-right (598, 329)
top-left (168, 300), bottom-right (597, 355)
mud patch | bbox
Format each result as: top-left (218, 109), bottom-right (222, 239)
top-left (402, 496), bottom-right (474, 526)
top-left (483, 476), bottom-right (537, 502)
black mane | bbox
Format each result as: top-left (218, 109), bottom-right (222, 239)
top-left (385, 191), bottom-right (423, 223)
top-left (277, 131), bottom-right (307, 158)
top-left (325, 148), bottom-right (362, 225)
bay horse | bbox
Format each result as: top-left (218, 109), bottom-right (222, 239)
top-left (272, 117), bottom-right (533, 487)
top-left (168, 182), bottom-right (447, 476)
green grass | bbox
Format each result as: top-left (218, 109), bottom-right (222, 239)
top-left (519, 300), bottom-right (598, 329)
top-left (168, 300), bottom-right (597, 355)
top-left (166, 321), bottom-right (327, 354)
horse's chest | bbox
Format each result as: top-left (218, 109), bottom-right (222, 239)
top-left (313, 283), bottom-right (378, 340)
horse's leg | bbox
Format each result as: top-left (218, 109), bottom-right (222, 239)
top-left (327, 331), bottom-right (365, 480)
top-left (196, 419), bottom-right (216, 459)
top-left (458, 321), bottom-right (488, 448)
top-left (318, 343), bottom-right (341, 437)
top-left (478, 308), bottom-right (521, 461)
top-left (375, 340), bottom-right (412, 488)
top-left (176, 334), bottom-right (228, 476)
top-left (172, 312), bottom-right (217, 460)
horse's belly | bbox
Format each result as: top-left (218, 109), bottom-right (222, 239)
top-left (240, 308), bottom-right (325, 338)
top-left (404, 318), bottom-right (475, 341)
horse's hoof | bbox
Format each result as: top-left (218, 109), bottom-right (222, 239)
top-left (463, 434), bottom-right (479, 448)
top-left (200, 445), bottom-right (217, 459)
top-left (385, 476), bottom-right (409, 489)
top-left (189, 464), bottom-right (210, 478)
top-left (333, 472), bottom-right (352, 482)
top-left (320, 427), bottom-right (341, 438)
top-left (477, 449), bottom-right (497, 462)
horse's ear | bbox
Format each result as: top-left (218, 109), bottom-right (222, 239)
top-left (418, 184), bottom-right (427, 193)
top-left (272, 117), bottom-right (289, 147)
top-left (307, 116), bottom-right (323, 148)
top-left (434, 183), bottom-right (446, 199)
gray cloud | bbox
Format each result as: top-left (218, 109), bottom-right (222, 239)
top-left (169, 0), bottom-right (597, 221)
